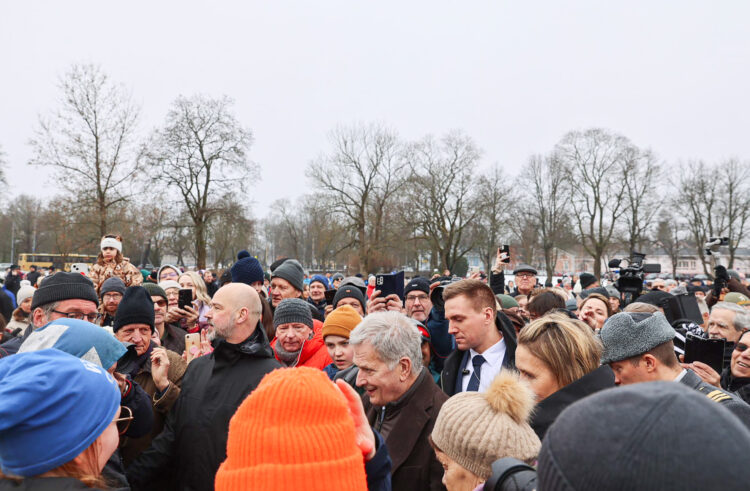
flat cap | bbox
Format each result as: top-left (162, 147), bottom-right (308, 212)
top-left (513, 264), bottom-right (537, 275)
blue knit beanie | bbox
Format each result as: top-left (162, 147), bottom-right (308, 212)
top-left (310, 274), bottom-right (330, 290)
top-left (0, 349), bottom-right (120, 477)
top-left (18, 318), bottom-right (127, 370)
top-left (231, 250), bottom-right (265, 286)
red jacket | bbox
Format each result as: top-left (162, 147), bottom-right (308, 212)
top-left (271, 319), bottom-right (332, 369)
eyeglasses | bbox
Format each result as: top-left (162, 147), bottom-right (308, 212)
top-left (51, 310), bottom-right (103, 323)
top-left (406, 294), bottom-right (429, 303)
top-left (153, 300), bottom-right (167, 307)
top-left (735, 343), bottom-right (749, 353)
top-left (161, 272), bottom-right (179, 279)
top-left (115, 406), bottom-right (134, 435)
top-left (516, 274), bottom-right (535, 279)
top-left (102, 293), bottom-right (123, 301)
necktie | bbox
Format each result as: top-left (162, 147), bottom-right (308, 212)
top-left (466, 354), bottom-right (486, 392)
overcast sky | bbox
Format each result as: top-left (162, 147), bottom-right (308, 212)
top-left (2, 1), bottom-right (749, 218)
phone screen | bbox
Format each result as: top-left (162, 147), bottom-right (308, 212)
top-left (500, 245), bottom-right (510, 263)
top-left (178, 289), bottom-right (193, 310)
top-left (324, 289), bottom-right (337, 304)
top-left (684, 334), bottom-right (725, 373)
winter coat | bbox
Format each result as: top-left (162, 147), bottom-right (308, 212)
top-left (364, 368), bottom-right (448, 491)
top-left (5, 308), bottom-right (29, 335)
top-left (125, 326), bottom-right (281, 491)
top-left (307, 296), bottom-right (327, 318)
top-left (120, 346), bottom-right (187, 467)
top-left (271, 319), bottom-right (333, 369)
top-left (160, 323), bottom-right (187, 355)
top-left (0, 477), bottom-right (126, 491)
top-left (25, 270), bottom-right (40, 287)
top-left (89, 258), bottom-right (143, 293)
top-left (426, 307), bottom-right (453, 373)
top-left (721, 367), bottom-right (750, 405)
top-left (530, 364), bottom-right (615, 439)
top-left (440, 311), bottom-right (517, 397)
top-left (681, 369), bottom-right (750, 431)
top-left (0, 288), bottom-right (13, 323)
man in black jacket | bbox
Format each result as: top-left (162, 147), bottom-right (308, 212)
top-left (126, 283), bottom-right (281, 491)
top-left (439, 279), bottom-right (517, 396)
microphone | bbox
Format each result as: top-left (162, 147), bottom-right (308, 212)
top-left (462, 369), bottom-right (470, 375)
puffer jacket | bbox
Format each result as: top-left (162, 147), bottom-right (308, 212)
top-left (89, 258), bottom-right (143, 292)
top-left (270, 319), bottom-right (332, 369)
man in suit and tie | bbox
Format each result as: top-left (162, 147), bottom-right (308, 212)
top-left (439, 279), bottom-right (517, 396)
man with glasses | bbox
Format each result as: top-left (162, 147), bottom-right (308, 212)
top-left (99, 277), bottom-right (126, 328)
top-left (0, 272), bottom-right (101, 357)
top-left (511, 264), bottom-right (538, 296)
top-left (403, 277), bottom-right (454, 373)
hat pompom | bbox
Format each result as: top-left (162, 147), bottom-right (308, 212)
top-left (484, 371), bottom-right (536, 424)
top-left (238, 250), bottom-right (251, 260)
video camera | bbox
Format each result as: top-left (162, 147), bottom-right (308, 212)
top-left (705, 237), bottom-right (729, 257)
top-left (608, 252), bottom-right (661, 303)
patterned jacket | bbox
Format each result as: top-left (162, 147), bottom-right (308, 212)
top-left (89, 258), bottom-right (143, 292)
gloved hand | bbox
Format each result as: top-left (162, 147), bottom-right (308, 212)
top-left (714, 265), bottom-right (729, 295)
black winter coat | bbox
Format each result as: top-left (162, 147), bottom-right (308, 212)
top-left (125, 326), bottom-right (280, 491)
top-left (0, 477), bottom-right (127, 491)
top-left (530, 364), bottom-right (615, 439)
top-left (721, 367), bottom-right (750, 405)
top-left (440, 311), bottom-right (517, 397)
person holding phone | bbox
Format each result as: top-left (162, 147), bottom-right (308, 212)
top-left (600, 311), bottom-right (750, 430)
top-left (177, 272), bottom-right (212, 332)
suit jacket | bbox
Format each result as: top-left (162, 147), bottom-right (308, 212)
top-left (681, 369), bottom-right (750, 431)
top-left (364, 369), bottom-right (448, 491)
top-left (440, 311), bottom-right (517, 396)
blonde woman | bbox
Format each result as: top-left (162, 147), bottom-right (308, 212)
top-left (515, 313), bottom-right (615, 439)
top-left (178, 271), bottom-right (212, 332)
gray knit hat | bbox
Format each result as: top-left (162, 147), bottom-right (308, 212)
top-left (431, 372), bottom-right (541, 480)
top-left (100, 277), bottom-right (126, 297)
top-left (273, 298), bottom-right (313, 329)
top-left (31, 273), bottom-right (99, 310)
top-left (538, 381), bottom-right (750, 490)
top-left (271, 259), bottom-right (305, 292)
top-left (599, 312), bottom-right (675, 364)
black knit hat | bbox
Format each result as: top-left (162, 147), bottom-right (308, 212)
top-left (273, 298), bottom-right (313, 329)
top-left (113, 286), bottom-right (155, 333)
top-left (333, 285), bottom-right (367, 311)
top-left (579, 273), bottom-right (597, 289)
top-left (231, 250), bottom-right (265, 286)
top-left (31, 272), bottom-right (99, 310)
top-left (404, 277), bottom-right (430, 297)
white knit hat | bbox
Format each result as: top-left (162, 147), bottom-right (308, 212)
top-left (16, 280), bottom-right (36, 306)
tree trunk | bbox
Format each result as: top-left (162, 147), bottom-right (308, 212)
top-left (196, 220), bottom-right (207, 269)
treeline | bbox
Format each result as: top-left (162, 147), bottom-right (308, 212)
top-left (1, 64), bottom-right (749, 274)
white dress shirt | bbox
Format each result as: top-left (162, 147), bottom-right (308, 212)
top-left (461, 338), bottom-right (507, 393)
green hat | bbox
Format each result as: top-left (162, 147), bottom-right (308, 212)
top-left (496, 294), bottom-right (519, 309)
top-left (142, 282), bottom-right (167, 302)
top-left (724, 292), bottom-right (750, 306)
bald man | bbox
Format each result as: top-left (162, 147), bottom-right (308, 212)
top-left (127, 283), bottom-right (281, 491)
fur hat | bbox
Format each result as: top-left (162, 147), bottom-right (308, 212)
top-left (431, 372), bottom-right (541, 479)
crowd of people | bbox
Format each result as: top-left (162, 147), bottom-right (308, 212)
top-left (1, 236), bottom-right (750, 490)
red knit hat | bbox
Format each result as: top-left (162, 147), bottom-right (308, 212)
top-left (214, 367), bottom-right (368, 491)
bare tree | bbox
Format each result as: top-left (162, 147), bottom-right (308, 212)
top-left (404, 131), bottom-right (482, 271)
top-left (0, 144), bottom-right (7, 185)
top-left (557, 128), bottom-right (632, 277)
top-left (470, 165), bottom-right (516, 272)
top-left (144, 95), bottom-right (255, 269)
top-left (674, 159), bottom-right (750, 273)
top-left (306, 123), bottom-right (405, 273)
top-left (29, 63), bottom-right (141, 238)
top-left (523, 154), bottom-right (570, 279)
top-left (621, 147), bottom-right (662, 255)
top-left (208, 194), bottom-right (255, 268)
top-left (655, 212), bottom-right (682, 278)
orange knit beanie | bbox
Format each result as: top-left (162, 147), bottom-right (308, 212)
top-left (322, 304), bottom-right (362, 340)
top-left (214, 367), bottom-right (368, 491)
